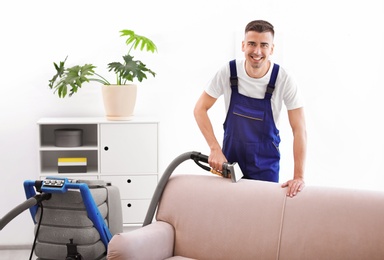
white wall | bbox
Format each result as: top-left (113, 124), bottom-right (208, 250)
top-left (0, 0), bottom-right (383, 246)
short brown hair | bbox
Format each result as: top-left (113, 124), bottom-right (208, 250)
top-left (245, 20), bottom-right (274, 37)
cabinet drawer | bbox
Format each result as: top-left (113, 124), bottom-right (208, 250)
top-left (102, 175), bottom-right (158, 199)
top-left (121, 199), bottom-right (151, 224)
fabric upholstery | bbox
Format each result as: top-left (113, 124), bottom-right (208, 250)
top-left (279, 186), bottom-right (384, 260)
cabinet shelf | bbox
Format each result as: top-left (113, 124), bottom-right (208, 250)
top-left (40, 165), bottom-right (99, 175)
top-left (39, 144), bottom-right (98, 151)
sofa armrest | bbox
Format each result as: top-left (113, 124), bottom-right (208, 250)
top-left (107, 221), bottom-right (175, 260)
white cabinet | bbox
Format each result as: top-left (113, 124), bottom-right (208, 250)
top-left (37, 117), bottom-right (159, 225)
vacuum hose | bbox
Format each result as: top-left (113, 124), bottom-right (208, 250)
top-left (0, 193), bottom-right (51, 230)
top-left (143, 151), bottom-right (209, 226)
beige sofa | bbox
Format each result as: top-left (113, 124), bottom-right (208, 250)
top-left (107, 174), bottom-right (384, 260)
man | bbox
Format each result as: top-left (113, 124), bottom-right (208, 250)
top-left (194, 20), bottom-right (306, 197)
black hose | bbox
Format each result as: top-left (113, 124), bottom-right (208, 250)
top-left (29, 201), bottom-right (44, 260)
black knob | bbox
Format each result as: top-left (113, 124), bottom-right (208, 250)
top-left (104, 146), bottom-right (109, 151)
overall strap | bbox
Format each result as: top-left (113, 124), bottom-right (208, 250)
top-left (265, 64), bottom-right (280, 99)
top-left (229, 59), bottom-right (238, 88)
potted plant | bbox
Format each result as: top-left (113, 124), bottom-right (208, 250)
top-left (48, 29), bottom-right (157, 120)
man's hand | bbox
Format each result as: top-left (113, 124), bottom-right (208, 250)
top-left (281, 178), bottom-right (305, 197)
top-left (208, 149), bottom-right (227, 172)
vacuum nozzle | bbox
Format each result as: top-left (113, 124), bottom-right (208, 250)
top-left (222, 162), bottom-right (244, 182)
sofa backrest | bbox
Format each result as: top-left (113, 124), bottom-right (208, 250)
top-left (279, 185), bottom-right (384, 260)
top-left (156, 174), bottom-right (384, 260)
top-left (156, 174), bottom-right (287, 260)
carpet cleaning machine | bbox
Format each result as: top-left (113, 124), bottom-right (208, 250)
top-left (0, 177), bottom-right (122, 260)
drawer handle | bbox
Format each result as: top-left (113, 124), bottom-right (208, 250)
top-left (104, 146), bottom-right (109, 151)
top-left (127, 179), bottom-right (132, 183)
top-left (127, 203), bottom-right (132, 207)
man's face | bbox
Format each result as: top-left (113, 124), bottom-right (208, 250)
top-left (242, 31), bottom-right (274, 71)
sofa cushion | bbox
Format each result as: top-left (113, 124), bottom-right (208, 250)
top-left (156, 174), bottom-right (287, 260)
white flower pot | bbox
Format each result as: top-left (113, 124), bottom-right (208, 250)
top-left (102, 84), bottom-right (137, 120)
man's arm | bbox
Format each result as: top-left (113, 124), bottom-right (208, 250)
top-left (194, 91), bottom-right (227, 171)
top-left (281, 107), bottom-right (307, 197)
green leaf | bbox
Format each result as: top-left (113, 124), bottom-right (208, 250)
top-left (48, 58), bottom-right (100, 98)
top-left (120, 29), bottom-right (158, 54)
top-left (48, 57), bottom-right (67, 89)
top-left (107, 55), bottom-right (156, 84)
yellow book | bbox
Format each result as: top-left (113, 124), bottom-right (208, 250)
top-left (58, 157), bottom-right (87, 166)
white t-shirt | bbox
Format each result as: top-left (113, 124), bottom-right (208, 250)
top-left (205, 59), bottom-right (304, 127)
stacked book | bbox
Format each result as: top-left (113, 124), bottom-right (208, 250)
top-left (58, 157), bottom-right (87, 173)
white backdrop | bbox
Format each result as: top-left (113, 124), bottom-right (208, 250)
top-left (0, 0), bottom-right (383, 246)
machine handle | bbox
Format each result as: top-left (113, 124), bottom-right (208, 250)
top-left (190, 151), bottom-right (210, 171)
top-left (190, 151), bottom-right (228, 177)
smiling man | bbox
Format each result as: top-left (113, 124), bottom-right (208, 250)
top-left (194, 20), bottom-right (307, 197)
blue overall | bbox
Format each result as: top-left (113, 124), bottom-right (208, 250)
top-left (222, 60), bottom-right (281, 182)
